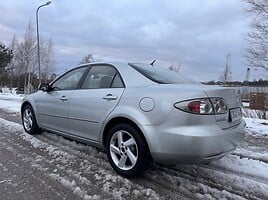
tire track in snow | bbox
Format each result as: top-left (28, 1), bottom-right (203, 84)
top-left (36, 132), bottom-right (263, 200)
top-left (0, 127), bottom-right (102, 199)
top-left (174, 163), bottom-right (268, 200)
top-left (35, 132), bottom-right (216, 200)
top-left (1, 112), bottom-right (268, 200)
top-left (232, 152), bottom-right (268, 165)
top-left (145, 164), bottom-right (250, 200)
top-left (0, 134), bottom-right (77, 200)
top-left (244, 132), bottom-right (268, 147)
top-left (35, 132), bottom-right (188, 200)
top-left (0, 119), bottom-right (163, 200)
top-left (211, 154), bottom-right (268, 185)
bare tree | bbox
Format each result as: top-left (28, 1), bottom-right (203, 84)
top-left (219, 54), bottom-right (232, 84)
top-left (243, 0), bottom-right (268, 72)
top-left (6, 35), bottom-right (18, 87)
top-left (79, 54), bottom-right (94, 64)
top-left (40, 38), bottom-right (55, 82)
top-left (13, 21), bottom-right (56, 92)
top-left (15, 22), bottom-right (37, 92)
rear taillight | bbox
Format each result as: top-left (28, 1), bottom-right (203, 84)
top-left (188, 101), bottom-right (201, 113)
top-left (174, 98), bottom-right (227, 115)
top-left (210, 98), bottom-right (227, 114)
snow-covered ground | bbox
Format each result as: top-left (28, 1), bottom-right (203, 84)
top-left (0, 92), bottom-right (268, 199)
top-left (244, 118), bottom-right (268, 138)
top-left (0, 93), bottom-right (24, 113)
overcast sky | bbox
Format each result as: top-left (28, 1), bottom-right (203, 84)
top-left (1, 0), bottom-right (263, 81)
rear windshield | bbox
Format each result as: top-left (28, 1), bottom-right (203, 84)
top-left (129, 63), bottom-right (198, 84)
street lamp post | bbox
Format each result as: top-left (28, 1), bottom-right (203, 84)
top-left (36, 1), bottom-right (51, 86)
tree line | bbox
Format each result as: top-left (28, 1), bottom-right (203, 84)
top-left (204, 79), bottom-right (268, 86)
top-left (0, 21), bottom-right (55, 93)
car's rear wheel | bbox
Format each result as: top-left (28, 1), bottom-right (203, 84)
top-left (22, 105), bottom-right (42, 135)
top-left (106, 123), bottom-right (149, 178)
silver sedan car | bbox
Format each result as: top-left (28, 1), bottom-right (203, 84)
top-left (21, 62), bottom-right (245, 177)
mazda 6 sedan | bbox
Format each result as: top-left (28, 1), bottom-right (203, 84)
top-left (21, 62), bottom-right (245, 177)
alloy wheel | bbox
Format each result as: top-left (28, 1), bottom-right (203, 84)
top-left (23, 108), bottom-right (33, 132)
top-left (109, 130), bottom-right (138, 171)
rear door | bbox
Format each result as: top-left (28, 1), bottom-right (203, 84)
top-left (68, 64), bottom-right (125, 141)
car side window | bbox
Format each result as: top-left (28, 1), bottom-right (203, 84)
top-left (111, 73), bottom-right (124, 88)
top-left (52, 67), bottom-right (87, 90)
top-left (81, 65), bottom-right (124, 89)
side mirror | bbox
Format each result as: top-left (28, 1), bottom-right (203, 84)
top-left (38, 83), bottom-right (50, 92)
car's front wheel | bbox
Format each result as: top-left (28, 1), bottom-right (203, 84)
top-left (106, 123), bottom-right (150, 178)
top-left (22, 105), bottom-right (42, 135)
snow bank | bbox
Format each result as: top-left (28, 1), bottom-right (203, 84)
top-left (243, 108), bottom-right (268, 119)
top-left (0, 93), bottom-right (24, 113)
top-left (244, 118), bottom-right (268, 138)
top-left (0, 92), bottom-right (25, 100)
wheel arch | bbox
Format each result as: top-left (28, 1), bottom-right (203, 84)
top-left (21, 101), bottom-right (32, 116)
top-left (21, 101), bottom-right (38, 123)
top-left (21, 100), bottom-right (42, 134)
top-left (102, 117), bottom-right (152, 157)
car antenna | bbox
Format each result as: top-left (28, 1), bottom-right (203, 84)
top-left (150, 59), bottom-right (156, 67)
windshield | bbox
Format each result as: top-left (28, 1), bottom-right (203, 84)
top-left (129, 63), bottom-right (199, 84)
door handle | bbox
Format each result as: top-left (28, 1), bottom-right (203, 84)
top-left (60, 96), bottom-right (68, 101)
top-left (103, 94), bottom-right (118, 100)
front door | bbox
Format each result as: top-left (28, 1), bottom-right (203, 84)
top-left (35, 90), bottom-right (74, 133)
top-left (36, 66), bottom-right (88, 133)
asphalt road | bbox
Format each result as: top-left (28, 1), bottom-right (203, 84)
top-left (0, 108), bottom-right (267, 200)
top-left (0, 109), bottom-right (170, 200)
top-left (0, 110), bottom-right (81, 200)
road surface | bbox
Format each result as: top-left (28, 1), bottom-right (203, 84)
top-left (0, 101), bottom-right (267, 199)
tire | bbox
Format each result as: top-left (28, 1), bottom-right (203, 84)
top-left (106, 123), bottom-right (150, 178)
top-left (22, 105), bottom-right (42, 135)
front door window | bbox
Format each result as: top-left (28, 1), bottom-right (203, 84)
top-left (52, 67), bottom-right (87, 90)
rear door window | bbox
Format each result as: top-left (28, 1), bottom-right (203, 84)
top-left (81, 65), bottom-right (124, 89)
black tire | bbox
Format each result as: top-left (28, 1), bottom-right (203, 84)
top-left (22, 105), bottom-right (42, 135)
top-left (106, 123), bottom-right (150, 178)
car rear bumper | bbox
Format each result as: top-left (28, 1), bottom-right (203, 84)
top-left (142, 119), bottom-right (246, 164)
